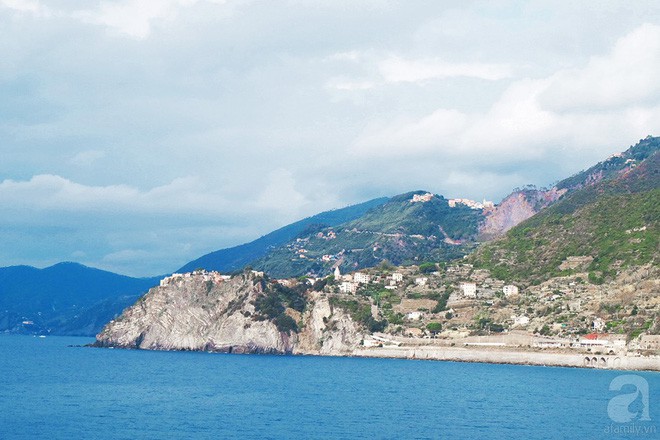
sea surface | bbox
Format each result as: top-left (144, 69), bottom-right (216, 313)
top-left (0, 335), bottom-right (658, 439)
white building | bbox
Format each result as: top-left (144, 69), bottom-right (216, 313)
top-left (415, 277), bottom-right (428, 286)
top-left (392, 272), bottom-right (403, 282)
top-left (339, 282), bottom-right (358, 294)
top-left (411, 193), bottom-right (434, 203)
top-left (460, 282), bottom-right (477, 298)
top-left (353, 272), bottom-right (371, 284)
top-left (512, 315), bottom-right (530, 327)
top-left (160, 273), bottom-right (184, 286)
top-left (592, 317), bottom-right (606, 332)
top-left (503, 285), bottom-right (519, 297)
top-left (406, 311), bottom-right (423, 321)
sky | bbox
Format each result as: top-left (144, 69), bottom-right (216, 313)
top-left (1, 0), bottom-right (660, 276)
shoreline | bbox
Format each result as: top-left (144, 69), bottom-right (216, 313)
top-left (344, 345), bottom-right (660, 372)
top-left (86, 338), bottom-right (660, 372)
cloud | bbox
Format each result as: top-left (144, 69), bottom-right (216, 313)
top-left (255, 168), bottom-right (308, 222)
top-left (378, 56), bottom-right (513, 83)
top-left (2, 2), bottom-right (660, 275)
top-left (2, 0), bottom-right (229, 39)
top-left (69, 150), bottom-right (106, 167)
top-left (539, 23), bottom-right (660, 112)
top-left (325, 53), bottom-right (513, 91)
top-left (0, 0), bottom-right (47, 15)
top-left (351, 23), bottom-right (660, 163)
top-left (353, 109), bottom-right (468, 156)
top-left (0, 174), bottom-right (229, 216)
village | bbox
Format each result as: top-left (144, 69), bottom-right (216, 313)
top-left (162, 260), bottom-right (660, 365)
top-left (320, 262), bottom-right (659, 358)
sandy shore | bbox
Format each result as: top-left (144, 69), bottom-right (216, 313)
top-left (349, 345), bottom-right (660, 372)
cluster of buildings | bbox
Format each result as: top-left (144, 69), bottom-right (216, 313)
top-left (411, 193), bottom-right (434, 203)
top-left (448, 198), bottom-right (494, 209)
top-left (160, 270), bottom-right (228, 287)
top-left (335, 267), bottom-right (409, 294)
top-left (459, 281), bottom-right (519, 298)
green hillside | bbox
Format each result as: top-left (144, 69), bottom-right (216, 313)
top-left (253, 191), bottom-right (484, 277)
top-left (471, 140), bottom-right (659, 285)
top-left (178, 197), bottom-right (388, 273)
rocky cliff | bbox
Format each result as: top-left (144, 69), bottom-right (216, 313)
top-left (95, 271), bottom-right (363, 355)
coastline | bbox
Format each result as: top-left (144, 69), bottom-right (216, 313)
top-left (345, 345), bottom-right (660, 372)
top-left (90, 339), bottom-right (660, 372)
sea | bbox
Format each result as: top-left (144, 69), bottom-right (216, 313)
top-left (0, 335), bottom-right (658, 439)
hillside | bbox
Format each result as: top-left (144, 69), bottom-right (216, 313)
top-left (178, 197), bottom-right (389, 273)
top-left (471, 137), bottom-right (659, 285)
top-left (0, 263), bottom-right (159, 335)
top-left (252, 191), bottom-right (485, 278)
top-left (95, 263), bottom-right (659, 369)
top-left (478, 136), bottom-right (660, 239)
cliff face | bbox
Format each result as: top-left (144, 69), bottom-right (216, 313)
top-left (95, 272), bottom-right (363, 355)
top-left (295, 291), bottom-right (362, 355)
top-left (479, 188), bottom-right (566, 239)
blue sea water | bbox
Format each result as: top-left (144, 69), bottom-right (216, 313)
top-left (0, 335), bottom-right (658, 439)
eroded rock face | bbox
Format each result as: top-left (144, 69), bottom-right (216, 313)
top-left (295, 292), bottom-right (363, 355)
top-left (95, 273), bottom-right (295, 354)
top-left (479, 188), bottom-right (566, 239)
top-left (95, 273), bottom-right (363, 356)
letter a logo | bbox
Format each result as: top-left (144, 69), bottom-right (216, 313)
top-left (608, 375), bottom-right (651, 423)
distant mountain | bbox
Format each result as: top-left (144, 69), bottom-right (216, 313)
top-left (0, 262), bottom-right (159, 336)
top-left (252, 191), bottom-right (485, 278)
top-left (471, 136), bottom-right (659, 284)
top-left (178, 197), bottom-right (389, 273)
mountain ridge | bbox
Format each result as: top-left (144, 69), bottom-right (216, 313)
top-left (2, 136), bottom-right (658, 336)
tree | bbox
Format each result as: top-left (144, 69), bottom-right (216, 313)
top-left (426, 322), bottom-right (442, 335)
top-left (419, 262), bottom-right (436, 274)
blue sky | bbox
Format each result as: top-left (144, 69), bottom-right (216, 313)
top-left (2, 0), bottom-right (660, 276)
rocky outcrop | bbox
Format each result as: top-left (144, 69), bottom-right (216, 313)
top-left (95, 272), bottom-right (295, 353)
top-left (95, 272), bottom-right (364, 355)
top-left (295, 292), bottom-right (363, 355)
top-left (479, 188), bottom-right (566, 239)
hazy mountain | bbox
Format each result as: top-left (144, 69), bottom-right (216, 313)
top-left (0, 262), bottom-right (159, 335)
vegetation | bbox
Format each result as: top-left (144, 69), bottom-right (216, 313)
top-left (253, 279), bottom-right (307, 333)
top-left (471, 145), bottom-right (659, 285)
top-left (330, 298), bottom-right (387, 332)
top-left (426, 322), bottom-right (442, 334)
top-left (254, 191), bottom-right (483, 278)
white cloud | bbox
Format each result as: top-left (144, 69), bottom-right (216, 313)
top-left (0, 174), bottom-right (228, 216)
top-left (325, 53), bottom-right (513, 91)
top-left (255, 168), bottom-right (308, 222)
top-left (325, 78), bottom-right (377, 91)
top-left (72, 0), bottom-right (185, 39)
top-left (353, 109), bottom-right (468, 156)
top-left (378, 56), bottom-right (513, 83)
top-left (539, 23), bottom-right (660, 112)
top-left (351, 23), bottom-right (660, 162)
top-left (1, 0), bottom-right (44, 14)
top-left (69, 150), bottom-right (106, 167)
top-left (2, 0), bottom-right (229, 39)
